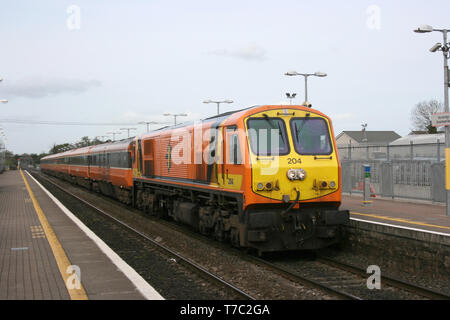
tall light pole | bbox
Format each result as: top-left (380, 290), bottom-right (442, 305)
top-left (95, 135), bottom-right (109, 142)
top-left (107, 131), bottom-right (122, 141)
top-left (414, 24), bottom-right (450, 216)
top-left (0, 78), bottom-right (7, 104)
top-left (164, 113), bottom-right (187, 126)
top-left (138, 121), bottom-right (163, 133)
top-left (203, 99), bottom-right (233, 115)
top-left (284, 71), bottom-right (327, 107)
top-left (120, 127), bottom-right (137, 138)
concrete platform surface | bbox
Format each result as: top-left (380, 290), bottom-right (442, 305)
top-left (0, 170), bottom-right (163, 300)
top-left (341, 194), bottom-right (450, 236)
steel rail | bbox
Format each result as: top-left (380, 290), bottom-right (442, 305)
top-left (317, 256), bottom-right (450, 300)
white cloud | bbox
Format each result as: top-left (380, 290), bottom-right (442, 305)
top-left (209, 44), bottom-right (267, 61)
top-left (2, 77), bottom-right (101, 99)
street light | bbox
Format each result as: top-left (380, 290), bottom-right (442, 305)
top-left (107, 131), bottom-right (122, 141)
top-left (0, 78), bottom-right (7, 104)
top-left (120, 127), bottom-right (137, 138)
top-left (203, 99), bottom-right (233, 115)
top-left (285, 93), bottom-right (297, 105)
top-left (414, 24), bottom-right (450, 216)
top-left (284, 71), bottom-right (327, 107)
top-left (138, 121), bottom-right (164, 133)
top-left (164, 113), bottom-right (187, 126)
top-left (95, 135), bottom-right (109, 142)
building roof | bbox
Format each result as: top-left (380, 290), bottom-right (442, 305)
top-left (337, 131), bottom-right (401, 144)
top-left (390, 133), bottom-right (444, 145)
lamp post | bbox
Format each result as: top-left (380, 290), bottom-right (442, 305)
top-left (284, 71), bottom-right (327, 107)
top-left (203, 99), bottom-right (233, 115)
top-left (164, 113), bottom-right (187, 126)
top-left (286, 93), bottom-right (297, 105)
top-left (414, 24), bottom-right (450, 216)
top-left (0, 78), bottom-right (7, 104)
top-left (107, 131), bottom-right (122, 141)
top-left (120, 127), bottom-right (137, 138)
top-left (95, 135), bottom-right (109, 142)
top-left (138, 121), bottom-right (163, 133)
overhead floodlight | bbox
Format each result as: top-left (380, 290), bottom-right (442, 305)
top-left (414, 24), bottom-right (433, 33)
top-left (314, 72), bottom-right (327, 77)
top-left (285, 71), bottom-right (298, 76)
top-left (429, 42), bottom-right (442, 53)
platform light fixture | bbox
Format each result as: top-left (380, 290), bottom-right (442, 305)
top-left (164, 113), bottom-right (187, 126)
top-left (138, 121), bottom-right (164, 133)
top-left (107, 131), bottom-right (122, 141)
top-left (284, 71), bottom-right (327, 107)
top-left (414, 24), bottom-right (450, 216)
top-left (203, 99), bottom-right (234, 115)
top-left (120, 127), bottom-right (137, 138)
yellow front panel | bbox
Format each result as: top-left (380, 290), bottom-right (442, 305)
top-left (245, 108), bottom-right (339, 201)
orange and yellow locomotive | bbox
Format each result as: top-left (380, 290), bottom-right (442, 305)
top-left (41, 105), bottom-right (349, 253)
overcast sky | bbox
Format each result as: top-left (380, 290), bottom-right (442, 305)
top-left (0, 0), bottom-right (449, 154)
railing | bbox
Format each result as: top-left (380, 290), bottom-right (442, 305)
top-left (338, 143), bottom-right (445, 202)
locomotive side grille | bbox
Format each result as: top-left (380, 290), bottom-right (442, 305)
top-left (144, 160), bottom-right (154, 177)
top-left (143, 140), bottom-right (153, 156)
top-left (195, 163), bottom-right (206, 182)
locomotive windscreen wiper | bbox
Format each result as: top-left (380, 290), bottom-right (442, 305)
top-left (262, 113), bottom-right (276, 129)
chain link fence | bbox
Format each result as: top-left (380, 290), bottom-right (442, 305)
top-left (338, 143), bottom-right (445, 202)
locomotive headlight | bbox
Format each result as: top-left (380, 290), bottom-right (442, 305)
top-left (296, 168), bottom-right (307, 181)
top-left (329, 181), bottom-right (336, 188)
top-left (257, 182), bottom-right (264, 190)
top-left (287, 168), bottom-right (306, 181)
top-left (287, 169), bottom-right (297, 181)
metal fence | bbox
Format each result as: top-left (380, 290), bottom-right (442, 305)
top-left (338, 142), bottom-right (445, 161)
top-left (338, 143), bottom-right (445, 202)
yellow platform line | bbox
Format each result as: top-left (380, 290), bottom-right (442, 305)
top-left (350, 211), bottom-right (450, 231)
top-left (20, 170), bottom-right (88, 300)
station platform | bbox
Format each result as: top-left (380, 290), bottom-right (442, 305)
top-left (0, 170), bottom-right (163, 300)
top-left (341, 194), bottom-right (450, 236)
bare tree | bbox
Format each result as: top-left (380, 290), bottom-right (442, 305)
top-left (410, 99), bottom-right (443, 134)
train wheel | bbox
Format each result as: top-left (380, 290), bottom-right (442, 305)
top-left (230, 228), bottom-right (240, 247)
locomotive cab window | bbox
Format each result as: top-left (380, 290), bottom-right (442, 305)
top-left (290, 118), bottom-right (332, 155)
top-left (226, 127), bottom-right (242, 165)
top-left (247, 117), bottom-right (289, 156)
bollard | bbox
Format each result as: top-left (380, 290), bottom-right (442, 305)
top-left (363, 164), bottom-right (372, 206)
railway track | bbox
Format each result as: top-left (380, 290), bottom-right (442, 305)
top-left (29, 169), bottom-right (450, 300)
top-left (315, 257), bottom-right (450, 300)
top-left (29, 170), bottom-right (255, 300)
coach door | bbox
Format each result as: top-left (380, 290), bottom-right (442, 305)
top-left (101, 150), bottom-right (110, 181)
top-left (222, 126), bottom-right (243, 190)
